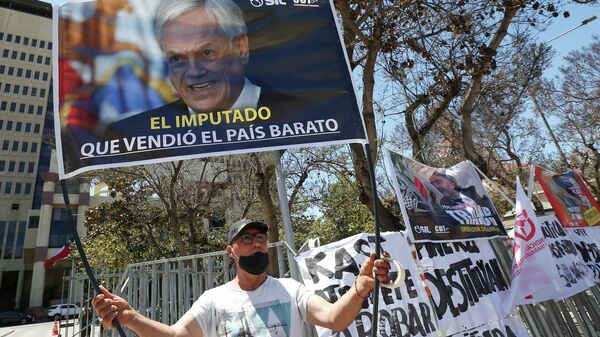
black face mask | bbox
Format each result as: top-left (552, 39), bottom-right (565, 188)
top-left (237, 251), bottom-right (269, 275)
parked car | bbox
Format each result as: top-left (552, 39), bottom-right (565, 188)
top-left (47, 304), bottom-right (81, 320)
top-left (0, 311), bottom-right (35, 326)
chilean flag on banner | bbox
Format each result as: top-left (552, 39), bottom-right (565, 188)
top-left (502, 178), bottom-right (556, 313)
top-left (44, 243), bottom-right (72, 269)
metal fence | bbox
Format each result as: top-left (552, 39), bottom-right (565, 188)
top-left (65, 238), bottom-right (600, 337)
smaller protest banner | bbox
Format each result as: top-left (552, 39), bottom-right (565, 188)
top-left (528, 215), bottom-right (596, 301)
top-left (567, 226), bottom-right (600, 283)
top-left (413, 239), bottom-right (510, 335)
top-left (296, 232), bottom-right (441, 337)
top-left (384, 149), bottom-right (507, 242)
top-left (503, 179), bottom-right (556, 313)
top-left (533, 166), bottom-right (600, 228)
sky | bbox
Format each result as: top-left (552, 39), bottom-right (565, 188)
top-left (538, 3), bottom-right (599, 79)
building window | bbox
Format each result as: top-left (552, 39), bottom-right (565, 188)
top-left (37, 106), bottom-right (43, 115)
top-left (3, 221), bottom-right (17, 259)
top-left (12, 84), bottom-right (20, 94)
top-left (7, 34), bottom-right (13, 42)
top-left (42, 72), bottom-right (49, 81)
top-left (0, 120), bottom-right (2, 130)
top-left (0, 65), bottom-right (4, 74)
top-left (18, 104), bottom-right (25, 113)
top-left (6, 120), bottom-right (13, 131)
top-left (16, 68), bottom-right (22, 77)
top-left (19, 52), bottom-right (26, 61)
top-left (9, 102), bottom-right (16, 112)
top-left (15, 122), bottom-right (22, 132)
top-left (23, 37), bottom-right (29, 45)
top-left (31, 143), bottom-right (38, 153)
top-left (28, 54), bottom-right (34, 63)
top-left (8, 161), bottom-right (15, 172)
top-left (27, 162), bottom-right (35, 173)
top-left (32, 39), bottom-right (37, 47)
top-left (45, 56), bottom-right (51, 65)
top-left (24, 123), bottom-right (31, 133)
top-left (31, 87), bottom-right (37, 97)
top-left (33, 124), bottom-right (40, 133)
top-left (17, 162), bottom-right (25, 173)
top-left (0, 160), bottom-right (5, 172)
top-left (21, 142), bottom-right (28, 152)
top-left (40, 88), bottom-right (46, 98)
top-left (49, 209), bottom-right (76, 248)
top-left (28, 105), bottom-right (34, 114)
top-left (22, 86), bottom-right (29, 95)
top-left (40, 41), bottom-right (45, 49)
top-left (24, 184), bottom-right (33, 197)
top-left (11, 141), bottom-right (19, 152)
top-left (14, 182), bottom-right (22, 194)
top-left (37, 55), bottom-right (43, 64)
top-left (14, 222), bottom-right (26, 259)
top-left (2, 140), bottom-right (9, 151)
top-left (7, 66), bottom-right (14, 76)
top-left (0, 102), bottom-right (6, 111)
top-left (11, 51), bottom-right (17, 59)
top-left (34, 71), bottom-right (40, 80)
top-left (2, 49), bottom-right (8, 58)
top-left (25, 69), bottom-right (31, 78)
top-left (4, 182), bottom-right (12, 195)
top-left (0, 32), bottom-right (4, 40)
top-left (3, 83), bottom-right (11, 93)
top-left (15, 35), bottom-right (21, 44)
top-left (48, 42), bottom-right (53, 50)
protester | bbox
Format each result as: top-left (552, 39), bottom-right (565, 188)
top-left (93, 219), bottom-right (392, 336)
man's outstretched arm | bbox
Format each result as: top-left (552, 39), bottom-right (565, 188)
top-left (305, 252), bottom-right (391, 331)
top-left (93, 285), bottom-right (203, 337)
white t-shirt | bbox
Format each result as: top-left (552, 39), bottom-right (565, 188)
top-left (187, 276), bottom-right (313, 337)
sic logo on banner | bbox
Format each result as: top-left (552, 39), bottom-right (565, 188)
top-left (250, 0), bottom-right (287, 7)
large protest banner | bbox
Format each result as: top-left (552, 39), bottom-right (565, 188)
top-left (566, 226), bottom-right (600, 283)
top-left (296, 232), bottom-right (525, 337)
top-left (384, 149), bottom-right (507, 242)
top-left (533, 166), bottom-right (600, 228)
top-left (53, 0), bottom-right (366, 178)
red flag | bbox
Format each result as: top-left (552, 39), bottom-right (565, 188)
top-left (44, 244), bottom-right (72, 269)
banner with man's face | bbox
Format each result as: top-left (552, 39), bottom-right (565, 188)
top-left (384, 149), bottom-right (507, 242)
top-left (533, 166), bottom-right (600, 228)
top-left (53, 0), bottom-right (366, 178)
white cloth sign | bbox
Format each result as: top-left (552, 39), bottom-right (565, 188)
top-left (296, 232), bottom-right (440, 337)
top-left (446, 314), bottom-right (530, 337)
top-left (414, 239), bottom-right (510, 335)
top-left (566, 226), bottom-right (600, 283)
top-left (503, 179), bottom-right (555, 312)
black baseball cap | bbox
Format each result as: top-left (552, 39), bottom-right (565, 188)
top-left (227, 219), bottom-right (269, 244)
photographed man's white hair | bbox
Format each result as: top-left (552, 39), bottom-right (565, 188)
top-left (155, 0), bottom-right (247, 44)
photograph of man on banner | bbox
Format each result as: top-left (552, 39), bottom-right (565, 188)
top-left (533, 166), bottom-right (600, 228)
top-left (56, 0), bottom-right (366, 178)
top-left (385, 149), bottom-right (507, 242)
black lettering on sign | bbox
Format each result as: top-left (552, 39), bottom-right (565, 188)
top-left (415, 241), bottom-right (480, 260)
top-left (574, 242), bottom-right (600, 263)
top-left (335, 248), bottom-right (360, 279)
top-left (426, 258), bottom-right (508, 319)
top-left (549, 239), bottom-right (578, 259)
top-left (353, 235), bottom-right (387, 258)
top-left (541, 219), bottom-right (567, 239)
top-left (573, 229), bottom-right (588, 236)
top-left (355, 302), bottom-right (435, 337)
top-left (304, 251), bottom-right (334, 283)
top-left (449, 324), bottom-right (517, 337)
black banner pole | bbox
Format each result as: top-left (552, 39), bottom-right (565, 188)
top-left (60, 179), bottom-right (127, 337)
top-left (364, 143), bottom-right (381, 337)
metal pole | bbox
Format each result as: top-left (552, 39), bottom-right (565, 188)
top-left (60, 180), bottom-right (127, 337)
top-left (364, 143), bottom-right (381, 337)
top-left (272, 150), bottom-right (300, 280)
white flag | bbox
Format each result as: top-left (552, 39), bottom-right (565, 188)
top-left (503, 178), bottom-right (556, 313)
